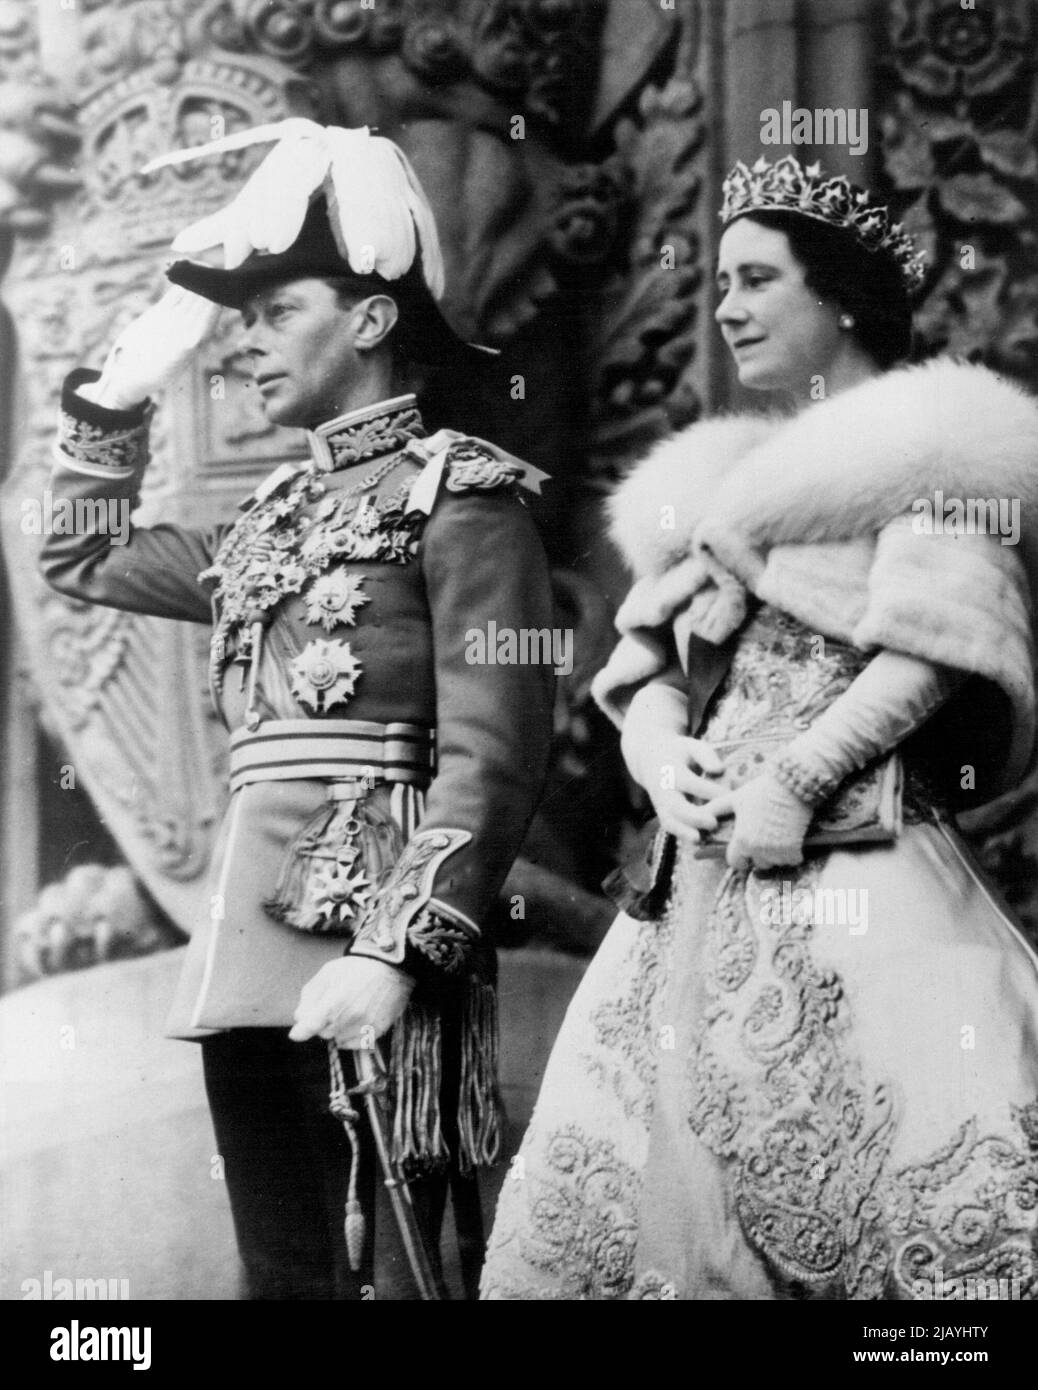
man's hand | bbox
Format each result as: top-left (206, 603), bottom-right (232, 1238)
top-left (288, 956), bottom-right (415, 1049)
top-left (703, 772), bottom-right (814, 872)
top-left (82, 287), bottom-right (221, 411)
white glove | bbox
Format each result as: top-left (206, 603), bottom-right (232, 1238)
top-left (776, 651), bottom-right (966, 799)
top-left (621, 680), bottom-right (728, 839)
top-left (288, 956), bottom-right (415, 1049)
top-left (79, 287), bottom-right (221, 411)
top-left (701, 651), bottom-right (965, 871)
top-left (703, 773), bottom-right (814, 871)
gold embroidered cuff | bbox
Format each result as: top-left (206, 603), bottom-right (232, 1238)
top-left (349, 827), bottom-right (474, 968)
top-left (58, 369), bottom-right (151, 478)
top-left (406, 901), bottom-right (482, 976)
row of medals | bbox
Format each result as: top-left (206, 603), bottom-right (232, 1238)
top-left (202, 451), bottom-right (420, 713)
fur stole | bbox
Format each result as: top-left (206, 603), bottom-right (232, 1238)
top-left (592, 358), bottom-right (1038, 789)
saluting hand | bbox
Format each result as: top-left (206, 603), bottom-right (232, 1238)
top-left (289, 956), bottom-right (414, 1049)
top-left (84, 286), bottom-right (221, 411)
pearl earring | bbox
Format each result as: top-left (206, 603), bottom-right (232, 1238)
top-left (839, 312), bottom-right (856, 330)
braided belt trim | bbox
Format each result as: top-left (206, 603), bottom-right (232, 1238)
top-left (228, 718), bottom-right (435, 793)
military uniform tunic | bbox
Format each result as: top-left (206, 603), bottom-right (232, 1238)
top-left (41, 377), bottom-right (556, 1183)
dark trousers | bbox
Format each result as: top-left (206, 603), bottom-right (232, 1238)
top-left (202, 1029), bottom-right (467, 1300)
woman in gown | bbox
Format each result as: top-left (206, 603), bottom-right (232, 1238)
top-left (481, 156), bottom-right (1038, 1301)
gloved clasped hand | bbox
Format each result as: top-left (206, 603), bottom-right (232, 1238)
top-left (704, 773), bottom-right (815, 872)
top-left (620, 680), bottom-right (729, 839)
top-left (701, 649), bottom-right (965, 871)
top-left (620, 678), bottom-right (812, 861)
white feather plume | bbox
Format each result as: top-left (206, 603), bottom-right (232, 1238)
top-left (142, 120), bottom-right (445, 297)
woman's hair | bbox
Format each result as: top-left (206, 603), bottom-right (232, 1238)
top-left (737, 209), bottom-right (913, 369)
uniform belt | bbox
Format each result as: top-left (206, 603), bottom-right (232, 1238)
top-left (228, 719), bottom-right (435, 793)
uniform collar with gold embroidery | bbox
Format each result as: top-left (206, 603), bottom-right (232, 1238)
top-left (306, 394), bottom-right (425, 473)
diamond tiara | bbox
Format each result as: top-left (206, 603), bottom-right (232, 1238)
top-left (720, 155), bottom-right (927, 294)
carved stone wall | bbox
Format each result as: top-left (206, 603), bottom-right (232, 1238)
top-left (874, 0), bottom-right (1038, 936)
top-left (0, 0), bottom-right (325, 948)
top-left (877, 0), bottom-right (1038, 377)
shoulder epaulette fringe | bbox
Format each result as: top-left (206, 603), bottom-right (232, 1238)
top-left (444, 440), bottom-right (524, 494)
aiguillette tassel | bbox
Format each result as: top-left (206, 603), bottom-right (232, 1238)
top-left (344, 1187), bottom-right (365, 1273)
top-left (327, 1041), bottom-right (366, 1271)
top-left (458, 979), bottom-right (503, 1172)
top-left (388, 998), bottom-right (447, 1171)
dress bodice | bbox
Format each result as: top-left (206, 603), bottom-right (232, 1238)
top-left (702, 604), bottom-right (870, 743)
top-left (699, 603), bottom-right (954, 819)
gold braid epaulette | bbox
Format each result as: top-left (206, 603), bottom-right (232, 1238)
top-left (443, 441), bottom-right (524, 494)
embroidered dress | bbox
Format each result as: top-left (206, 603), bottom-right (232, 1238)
top-left (481, 605), bottom-right (1038, 1300)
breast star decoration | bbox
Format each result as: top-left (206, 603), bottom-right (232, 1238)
top-left (303, 568), bottom-right (370, 633)
top-left (289, 638), bottom-right (362, 713)
top-left (309, 860), bottom-right (373, 932)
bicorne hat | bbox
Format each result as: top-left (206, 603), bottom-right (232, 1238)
top-left (167, 196), bottom-right (484, 365)
top-left (145, 120), bottom-right (493, 365)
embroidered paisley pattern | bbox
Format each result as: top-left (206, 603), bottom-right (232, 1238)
top-left (887, 1110), bottom-right (1038, 1299)
top-left (685, 860), bottom-right (900, 1298)
top-left (706, 606), bottom-right (949, 824)
top-left (706, 607), bottom-right (868, 743)
top-left (506, 1127), bottom-right (640, 1300)
top-left (482, 603), bottom-right (1038, 1301)
top-left (627, 1269), bottom-right (681, 1300)
top-left (581, 913), bottom-right (673, 1123)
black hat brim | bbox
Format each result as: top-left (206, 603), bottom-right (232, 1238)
top-left (166, 257), bottom-right (494, 367)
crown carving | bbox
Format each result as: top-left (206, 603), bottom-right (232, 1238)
top-left (721, 155), bottom-right (927, 293)
top-left (76, 54), bottom-right (317, 252)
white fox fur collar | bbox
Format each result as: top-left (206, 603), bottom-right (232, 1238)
top-left (593, 358), bottom-right (1038, 786)
top-left (608, 357), bottom-right (1038, 580)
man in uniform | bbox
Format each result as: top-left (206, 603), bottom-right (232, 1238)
top-left (39, 123), bottom-right (555, 1300)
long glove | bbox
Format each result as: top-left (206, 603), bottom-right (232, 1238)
top-left (704, 650), bottom-right (967, 870)
top-left (620, 678), bottom-right (729, 839)
top-left (76, 286), bottom-right (221, 411)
